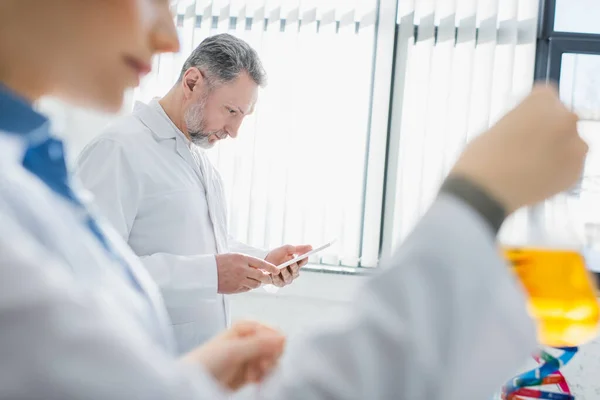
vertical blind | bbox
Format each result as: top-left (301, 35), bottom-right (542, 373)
top-left (381, 0), bottom-right (539, 256)
top-left (132, 0), bottom-right (381, 267)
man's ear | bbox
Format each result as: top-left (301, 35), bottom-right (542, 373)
top-left (181, 67), bottom-right (205, 97)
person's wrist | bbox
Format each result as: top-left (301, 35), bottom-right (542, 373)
top-left (449, 164), bottom-right (521, 214)
top-left (441, 172), bottom-right (509, 234)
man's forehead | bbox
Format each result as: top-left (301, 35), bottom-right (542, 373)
top-left (247, 100), bottom-right (257, 115)
top-left (232, 98), bottom-right (256, 115)
top-left (211, 81), bottom-right (258, 113)
top-left (244, 91), bottom-right (259, 113)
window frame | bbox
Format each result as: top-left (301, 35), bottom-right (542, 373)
top-left (295, 0), bottom-right (396, 273)
top-left (534, 0), bottom-right (600, 287)
top-left (535, 0), bottom-right (600, 82)
top-left (357, 0), bottom-right (401, 268)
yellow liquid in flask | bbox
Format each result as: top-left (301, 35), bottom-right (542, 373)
top-left (505, 247), bottom-right (600, 347)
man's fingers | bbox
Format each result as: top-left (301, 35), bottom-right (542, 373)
top-left (246, 267), bottom-right (273, 284)
top-left (298, 256), bottom-right (309, 267)
top-left (289, 264), bottom-right (300, 279)
top-left (281, 244), bottom-right (296, 254)
top-left (243, 278), bottom-right (262, 290)
top-left (294, 244), bottom-right (313, 255)
top-left (279, 267), bottom-right (292, 285)
top-left (295, 245), bottom-right (312, 267)
top-left (246, 255), bottom-right (279, 274)
top-left (271, 274), bottom-right (285, 287)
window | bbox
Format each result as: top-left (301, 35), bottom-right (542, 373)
top-left (554, 0), bottom-right (600, 35)
top-left (380, 0), bottom-right (540, 257)
top-left (559, 53), bottom-right (600, 230)
top-left (535, 0), bottom-right (600, 276)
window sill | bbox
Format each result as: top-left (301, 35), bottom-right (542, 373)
top-left (302, 263), bottom-right (377, 276)
top-left (243, 265), bottom-right (371, 303)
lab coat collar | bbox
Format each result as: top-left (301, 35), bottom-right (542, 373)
top-left (133, 99), bottom-right (205, 182)
top-left (133, 99), bottom-right (192, 145)
top-left (133, 100), bottom-right (178, 141)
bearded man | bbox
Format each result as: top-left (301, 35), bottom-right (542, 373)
top-left (75, 33), bottom-right (311, 354)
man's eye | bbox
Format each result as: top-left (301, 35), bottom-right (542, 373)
top-left (228, 108), bottom-right (237, 115)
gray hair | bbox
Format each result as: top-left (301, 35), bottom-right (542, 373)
top-left (179, 33), bottom-right (266, 87)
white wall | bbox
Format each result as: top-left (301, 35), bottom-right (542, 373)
top-left (230, 270), bottom-right (600, 399)
top-left (38, 97), bottom-right (133, 165)
top-left (230, 270), bottom-right (361, 334)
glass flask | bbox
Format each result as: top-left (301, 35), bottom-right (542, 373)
top-left (501, 193), bottom-right (600, 347)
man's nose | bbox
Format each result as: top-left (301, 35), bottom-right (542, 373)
top-left (225, 126), bottom-right (239, 139)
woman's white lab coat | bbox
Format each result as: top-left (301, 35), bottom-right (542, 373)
top-left (74, 100), bottom-right (266, 353)
top-left (0, 132), bottom-right (176, 353)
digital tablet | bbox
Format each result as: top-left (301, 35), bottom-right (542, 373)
top-left (276, 240), bottom-right (336, 270)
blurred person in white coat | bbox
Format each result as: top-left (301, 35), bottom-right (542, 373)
top-left (0, 0), bottom-right (285, 396)
top-left (74, 34), bottom-right (312, 353)
top-left (0, 0), bottom-right (590, 398)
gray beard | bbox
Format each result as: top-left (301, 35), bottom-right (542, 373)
top-left (184, 100), bottom-right (214, 149)
top-left (189, 131), bottom-right (214, 149)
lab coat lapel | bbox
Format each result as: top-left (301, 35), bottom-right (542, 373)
top-left (187, 147), bottom-right (231, 327)
top-left (134, 100), bottom-right (231, 326)
top-left (133, 101), bottom-right (229, 252)
top-left (189, 147), bottom-right (230, 254)
top-left (132, 101), bottom-right (206, 185)
top-left (175, 139), bottom-right (204, 183)
top-left (199, 154), bottom-right (233, 326)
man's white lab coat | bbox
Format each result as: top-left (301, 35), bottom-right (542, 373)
top-left (74, 100), bottom-right (267, 353)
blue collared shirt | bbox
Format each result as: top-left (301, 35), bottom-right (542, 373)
top-left (0, 84), bottom-right (77, 203)
top-left (0, 83), bottom-right (48, 135)
top-left (0, 83), bottom-right (144, 294)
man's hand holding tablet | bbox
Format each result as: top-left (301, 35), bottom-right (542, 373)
top-left (275, 240), bottom-right (336, 270)
top-left (264, 240), bottom-right (336, 287)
